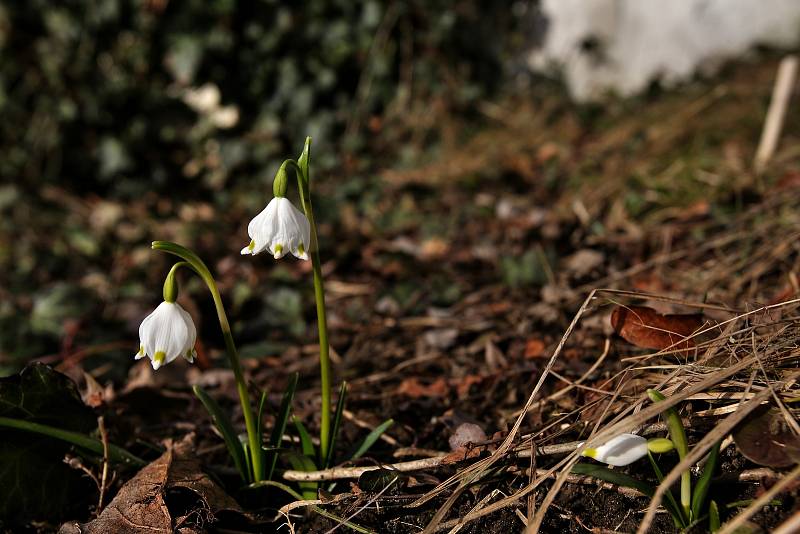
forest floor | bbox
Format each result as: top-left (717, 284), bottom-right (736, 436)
top-left (3, 55), bottom-right (800, 533)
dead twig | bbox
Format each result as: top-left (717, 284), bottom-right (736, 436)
top-left (754, 56), bottom-right (798, 173)
top-left (97, 416), bottom-right (110, 514)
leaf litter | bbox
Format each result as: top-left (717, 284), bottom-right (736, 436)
top-left (4, 56), bottom-right (800, 533)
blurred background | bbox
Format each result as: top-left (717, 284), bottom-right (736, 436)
top-left (2, 0), bottom-right (799, 378)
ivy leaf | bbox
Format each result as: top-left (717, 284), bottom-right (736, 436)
top-left (0, 363), bottom-right (98, 526)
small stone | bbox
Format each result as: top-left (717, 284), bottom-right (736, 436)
top-left (449, 423), bottom-right (487, 451)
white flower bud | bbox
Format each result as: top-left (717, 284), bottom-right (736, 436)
top-left (582, 433), bottom-right (648, 466)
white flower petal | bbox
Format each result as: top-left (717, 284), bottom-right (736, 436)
top-left (135, 301), bottom-right (197, 370)
top-left (243, 197), bottom-right (311, 261)
top-left (583, 433), bottom-right (648, 466)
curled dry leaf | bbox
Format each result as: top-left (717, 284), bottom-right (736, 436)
top-left (733, 406), bottom-right (800, 468)
top-left (396, 377), bottom-right (449, 399)
top-left (610, 305), bottom-right (706, 351)
top-left (60, 435), bottom-right (247, 534)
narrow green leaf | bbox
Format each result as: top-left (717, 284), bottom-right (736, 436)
top-left (255, 389), bottom-right (267, 481)
top-left (0, 416), bottom-right (145, 467)
top-left (648, 452), bottom-right (687, 527)
top-left (266, 373), bottom-right (298, 480)
top-left (572, 463), bottom-right (656, 497)
top-left (647, 389), bottom-right (691, 515)
top-left (193, 385), bottom-right (249, 482)
top-left (293, 415), bottom-right (317, 459)
top-left (692, 441), bottom-right (721, 521)
top-left (351, 419), bottom-right (394, 461)
top-left (286, 451), bottom-right (319, 500)
top-left (709, 500), bottom-right (721, 532)
top-left (326, 381), bottom-right (347, 468)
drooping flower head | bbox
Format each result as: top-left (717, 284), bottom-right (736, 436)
top-left (581, 433), bottom-right (648, 466)
top-left (240, 196), bottom-right (311, 260)
top-left (135, 301), bottom-right (197, 370)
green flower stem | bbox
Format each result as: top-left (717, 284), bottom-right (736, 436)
top-left (648, 389), bottom-right (691, 517)
top-left (284, 139), bottom-right (332, 466)
top-left (0, 416), bottom-right (146, 467)
top-left (152, 241), bottom-right (263, 482)
top-left (308, 216), bottom-right (331, 466)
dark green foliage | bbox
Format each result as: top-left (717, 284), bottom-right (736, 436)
top-left (0, 0), bottom-right (515, 196)
top-left (0, 0), bottom-right (520, 371)
top-left (0, 364), bottom-right (98, 526)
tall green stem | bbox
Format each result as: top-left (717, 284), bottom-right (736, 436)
top-left (307, 212), bottom-right (331, 465)
top-left (648, 389), bottom-right (690, 518)
top-left (152, 241), bottom-right (263, 482)
top-left (286, 138), bottom-right (332, 466)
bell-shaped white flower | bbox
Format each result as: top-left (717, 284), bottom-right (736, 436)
top-left (241, 196), bottom-right (311, 260)
top-left (581, 433), bottom-right (648, 466)
top-left (135, 301), bottom-right (197, 370)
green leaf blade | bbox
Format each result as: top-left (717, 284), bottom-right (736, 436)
top-left (193, 385), bottom-right (249, 483)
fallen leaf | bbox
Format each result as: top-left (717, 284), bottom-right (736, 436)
top-left (454, 374), bottom-right (485, 398)
top-left (61, 435), bottom-right (247, 533)
top-left (396, 377), bottom-right (449, 399)
top-left (610, 305), bottom-right (705, 351)
top-left (563, 249), bottom-right (605, 279)
top-left (733, 406), bottom-right (800, 468)
top-left (524, 339), bottom-right (546, 359)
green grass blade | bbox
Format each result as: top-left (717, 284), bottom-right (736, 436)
top-left (647, 389), bottom-right (691, 515)
top-left (255, 389), bottom-right (267, 481)
top-left (573, 462), bottom-right (690, 524)
top-left (266, 372), bottom-right (298, 480)
top-left (193, 385), bottom-right (249, 482)
top-left (350, 419), bottom-right (394, 461)
top-left (692, 441), bottom-right (721, 521)
top-left (326, 381), bottom-right (347, 468)
top-left (709, 500), bottom-right (721, 532)
top-left (0, 416), bottom-right (145, 467)
top-left (648, 452), bottom-right (687, 527)
top-left (286, 451), bottom-right (319, 500)
top-left (572, 463), bottom-right (655, 496)
top-left (293, 415), bottom-right (317, 459)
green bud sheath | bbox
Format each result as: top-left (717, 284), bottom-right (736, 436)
top-left (647, 437), bottom-right (675, 454)
top-left (163, 262), bottom-right (187, 303)
top-left (273, 162), bottom-right (289, 197)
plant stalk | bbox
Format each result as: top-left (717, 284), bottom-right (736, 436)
top-left (289, 139), bottom-right (332, 466)
top-left (152, 241), bottom-right (262, 482)
top-left (208, 283), bottom-right (263, 482)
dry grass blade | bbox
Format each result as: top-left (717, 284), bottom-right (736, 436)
top-left (527, 296), bottom-right (800, 533)
top-left (417, 290), bottom-right (600, 534)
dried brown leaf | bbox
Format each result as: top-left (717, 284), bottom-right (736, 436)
top-left (610, 305), bottom-right (705, 351)
top-left (733, 406), bottom-right (800, 468)
top-left (396, 377), bottom-right (449, 399)
top-left (61, 435), bottom-right (245, 534)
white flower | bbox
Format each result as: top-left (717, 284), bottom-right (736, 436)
top-left (135, 301), bottom-right (197, 370)
top-left (240, 196), bottom-right (311, 260)
top-left (581, 433), bottom-right (648, 466)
